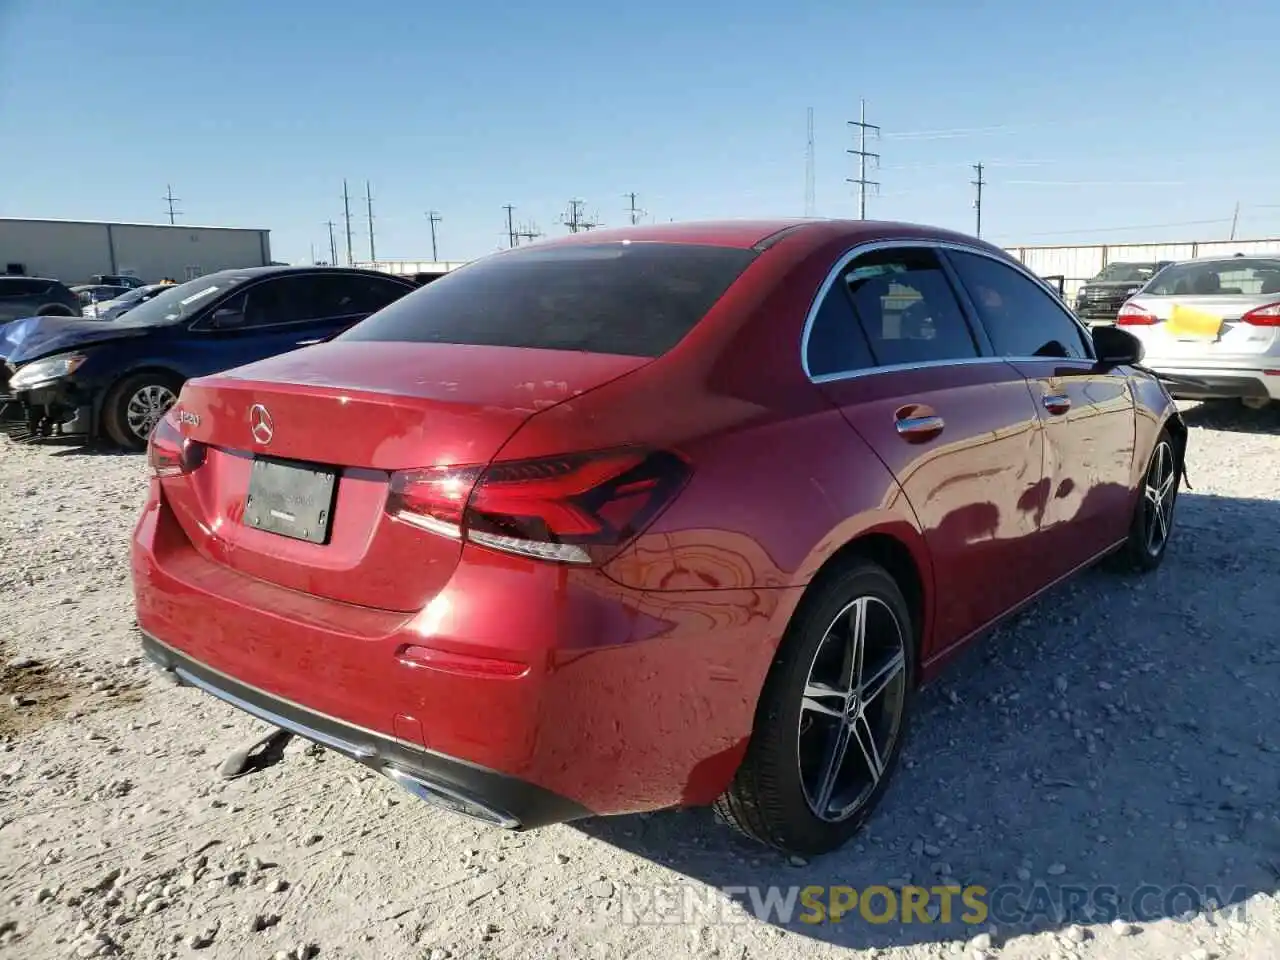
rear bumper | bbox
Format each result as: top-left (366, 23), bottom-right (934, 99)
top-left (141, 631), bottom-right (587, 829)
top-left (1139, 363), bottom-right (1280, 401)
top-left (132, 480), bottom-right (788, 822)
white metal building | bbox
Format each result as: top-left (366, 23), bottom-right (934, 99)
top-left (0, 218), bottom-right (273, 285)
top-left (1004, 236), bottom-right (1280, 301)
top-left (354, 259), bottom-right (469, 278)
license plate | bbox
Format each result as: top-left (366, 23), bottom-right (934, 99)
top-left (1166, 304), bottom-right (1222, 340)
top-left (243, 458), bottom-right (338, 545)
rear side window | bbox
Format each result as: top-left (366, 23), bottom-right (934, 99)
top-left (844, 248), bottom-right (979, 367)
top-left (341, 242), bottom-right (758, 357)
top-left (947, 250), bottom-right (1091, 360)
top-left (0, 279), bottom-right (50, 298)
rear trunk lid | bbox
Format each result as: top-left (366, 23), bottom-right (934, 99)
top-left (1127, 293), bottom-right (1280, 361)
top-left (163, 341), bottom-right (649, 612)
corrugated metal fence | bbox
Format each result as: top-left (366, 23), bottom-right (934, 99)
top-left (1003, 238), bottom-right (1280, 300)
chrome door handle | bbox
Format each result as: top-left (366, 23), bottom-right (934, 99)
top-left (1042, 394), bottom-right (1071, 414)
top-left (895, 414), bottom-right (945, 437)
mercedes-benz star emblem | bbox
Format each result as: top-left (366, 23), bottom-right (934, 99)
top-left (249, 404), bottom-right (274, 445)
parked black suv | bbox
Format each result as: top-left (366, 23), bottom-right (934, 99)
top-left (1074, 261), bottom-right (1172, 322)
top-left (0, 277), bottom-right (82, 324)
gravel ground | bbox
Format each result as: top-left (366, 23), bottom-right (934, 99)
top-left (0, 400), bottom-right (1278, 960)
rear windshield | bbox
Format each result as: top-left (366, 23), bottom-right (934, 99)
top-left (339, 241), bottom-right (758, 357)
top-left (1145, 258), bottom-right (1280, 297)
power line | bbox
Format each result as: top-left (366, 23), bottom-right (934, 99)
top-left (804, 107), bottom-right (815, 217)
top-left (324, 221), bottom-right (338, 266)
top-left (846, 99), bottom-right (880, 219)
top-left (625, 192), bottom-right (646, 225)
top-left (342, 179), bottom-right (354, 266)
top-left (562, 199), bottom-right (600, 233)
top-left (426, 210), bottom-right (442, 261)
top-left (163, 185), bottom-right (182, 225)
top-left (503, 204), bottom-right (517, 248)
top-left (364, 181), bottom-right (376, 261)
top-left (971, 162), bottom-right (985, 238)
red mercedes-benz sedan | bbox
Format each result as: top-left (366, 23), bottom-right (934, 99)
top-left (133, 219), bottom-right (1185, 855)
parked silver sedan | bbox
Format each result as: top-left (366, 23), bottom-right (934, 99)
top-left (1117, 256), bottom-right (1280, 409)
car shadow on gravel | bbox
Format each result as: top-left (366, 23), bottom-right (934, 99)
top-left (574, 491), bottom-right (1280, 952)
top-left (1179, 399), bottom-right (1280, 435)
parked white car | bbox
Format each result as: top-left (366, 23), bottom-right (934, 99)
top-left (1117, 256), bottom-right (1280, 409)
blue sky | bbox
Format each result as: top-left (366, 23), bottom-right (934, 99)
top-left (2, 0), bottom-right (1278, 264)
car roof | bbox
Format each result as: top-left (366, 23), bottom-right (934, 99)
top-left (523, 218), bottom-right (1008, 257)
top-left (200, 265), bottom-right (414, 281)
top-left (0, 275), bottom-right (59, 283)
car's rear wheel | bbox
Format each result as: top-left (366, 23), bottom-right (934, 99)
top-left (36, 304), bottom-right (74, 317)
top-left (715, 560), bottom-right (915, 856)
top-left (102, 372), bottom-right (183, 451)
top-left (1110, 428), bottom-right (1180, 572)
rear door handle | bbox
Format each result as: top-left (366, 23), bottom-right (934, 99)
top-left (895, 414), bottom-right (945, 440)
top-left (1042, 394), bottom-right (1071, 414)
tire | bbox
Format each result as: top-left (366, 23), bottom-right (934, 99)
top-left (102, 372), bottom-right (183, 451)
top-left (1109, 428), bottom-right (1180, 573)
top-left (715, 561), bottom-right (916, 856)
top-left (36, 304), bottom-right (74, 317)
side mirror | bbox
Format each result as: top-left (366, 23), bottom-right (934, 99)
top-left (210, 307), bottom-right (245, 329)
top-left (1092, 324), bottom-right (1144, 367)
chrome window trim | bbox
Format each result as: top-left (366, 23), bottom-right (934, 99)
top-left (800, 238), bottom-right (1098, 384)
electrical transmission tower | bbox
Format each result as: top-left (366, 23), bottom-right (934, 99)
top-left (562, 199), bottom-right (600, 233)
top-left (342, 179), bottom-right (354, 266)
top-left (503, 204), bottom-right (542, 247)
top-left (426, 211), bottom-right (442, 261)
top-left (625, 192), bottom-right (646, 225)
top-left (364, 181), bottom-right (376, 260)
top-left (971, 163), bottom-right (985, 238)
top-left (846, 99), bottom-right (880, 219)
top-left (805, 107), bottom-right (816, 217)
top-left (164, 185), bottom-right (182, 225)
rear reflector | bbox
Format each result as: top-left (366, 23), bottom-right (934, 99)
top-left (147, 414), bottom-right (206, 478)
top-left (1241, 302), bottom-right (1280, 327)
top-left (386, 447), bottom-right (691, 565)
top-left (1116, 302), bottom-right (1158, 326)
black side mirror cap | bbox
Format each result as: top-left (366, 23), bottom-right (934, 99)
top-left (1092, 324), bottom-right (1144, 367)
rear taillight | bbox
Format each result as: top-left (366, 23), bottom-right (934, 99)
top-left (386, 447), bottom-right (691, 565)
top-left (1116, 302), bottom-right (1158, 325)
top-left (147, 415), bottom-right (206, 478)
top-left (1241, 302), bottom-right (1280, 326)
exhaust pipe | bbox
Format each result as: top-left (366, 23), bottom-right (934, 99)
top-left (382, 767), bottom-right (520, 830)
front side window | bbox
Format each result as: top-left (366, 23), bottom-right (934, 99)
top-left (947, 250), bottom-right (1091, 360)
top-left (843, 247), bottom-right (979, 367)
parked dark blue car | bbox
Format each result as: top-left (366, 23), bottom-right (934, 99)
top-left (0, 266), bottom-right (417, 449)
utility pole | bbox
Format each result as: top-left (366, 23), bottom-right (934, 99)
top-left (163, 185), bottom-right (182, 225)
top-left (846, 99), bottom-right (880, 219)
top-left (971, 162), bottom-right (985, 238)
top-left (324, 220), bottom-right (338, 266)
top-left (805, 106), bottom-right (816, 217)
top-left (364, 180), bottom-right (376, 261)
top-left (1230, 201), bottom-right (1240, 240)
top-left (562, 199), bottom-right (600, 233)
top-left (426, 211), bottom-right (442, 261)
top-left (503, 204), bottom-right (517, 248)
top-left (309, 242), bottom-right (316, 266)
top-left (625, 192), bottom-right (646, 226)
top-left (342, 179), bottom-right (354, 266)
